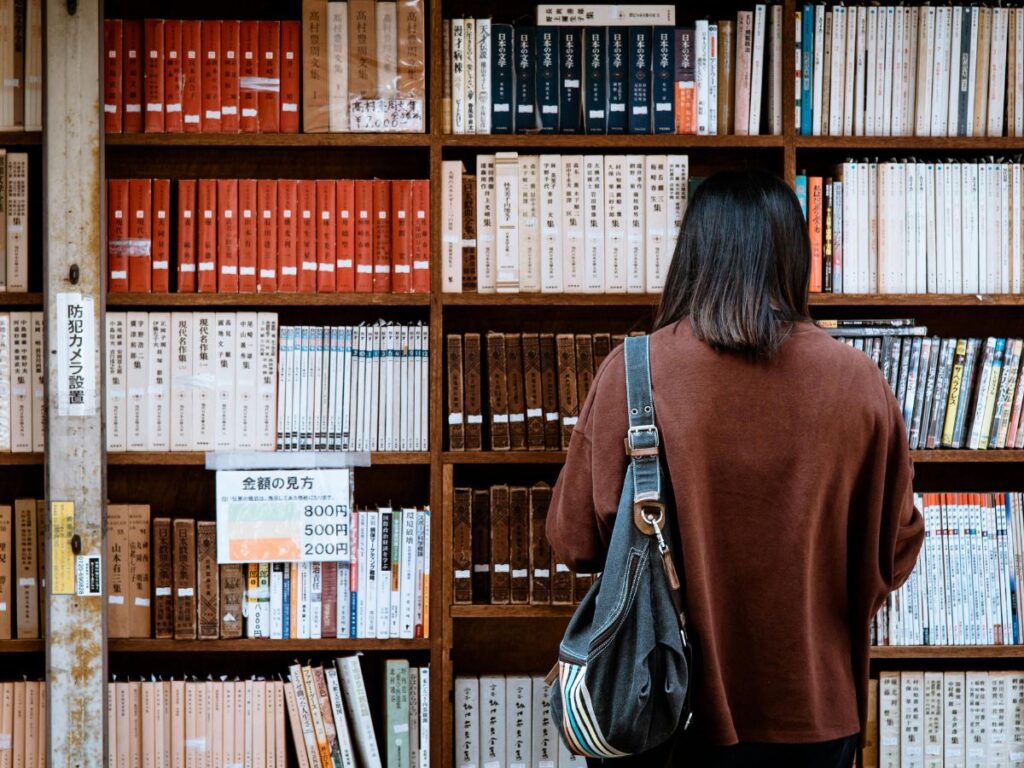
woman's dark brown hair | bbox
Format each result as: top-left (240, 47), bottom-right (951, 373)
top-left (653, 169), bottom-right (811, 357)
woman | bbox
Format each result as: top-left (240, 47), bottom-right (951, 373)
top-left (546, 170), bottom-right (923, 768)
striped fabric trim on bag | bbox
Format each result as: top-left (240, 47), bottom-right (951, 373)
top-left (558, 661), bottom-right (628, 758)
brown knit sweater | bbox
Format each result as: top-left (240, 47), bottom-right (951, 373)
top-left (546, 319), bottom-right (924, 745)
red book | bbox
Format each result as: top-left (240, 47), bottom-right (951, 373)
top-left (197, 179), bottom-right (218, 292)
top-left (220, 21), bottom-right (241, 133)
top-left (217, 179), bottom-right (239, 292)
top-left (297, 180), bottom-right (318, 292)
top-left (163, 20), bottom-right (184, 132)
top-left (107, 179), bottom-right (130, 292)
top-left (257, 179), bottom-right (278, 292)
top-left (143, 19), bottom-right (165, 133)
top-left (411, 179), bottom-right (430, 293)
top-left (238, 179), bottom-right (258, 293)
top-left (177, 180), bottom-right (197, 292)
top-left (335, 180), bottom-right (355, 292)
top-left (238, 21), bottom-right (259, 133)
top-left (122, 20), bottom-right (143, 132)
top-left (128, 179), bottom-right (153, 292)
top-left (182, 21), bottom-right (202, 132)
top-left (151, 179), bottom-right (171, 292)
top-left (103, 19), bottom-right (123, 133)
top-left (200, 20), bottom-right (222, 132)
top-left (353, 181), bottom-right (374, 293)
top-left (277, 180), bottom-right (298, 291)
top-left (808, 176), bottom-right (823, 293)
top-left (391, 180), bottom-right (413, 293)
top-left (316, 181), bottom-right (337, 292)
top-left (257, 21), bottom-right (280, 133)
top-left (372, 180), bottom-right (392, 293)
top-left (279, 21), bottom-right (300, 133)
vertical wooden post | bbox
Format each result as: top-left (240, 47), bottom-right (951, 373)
top-left (44, 1), bottom-right (106, 766)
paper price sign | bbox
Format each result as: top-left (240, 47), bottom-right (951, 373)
top-left (216, 469), bottom-right (352, 564)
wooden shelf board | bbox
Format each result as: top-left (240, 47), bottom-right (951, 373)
top-left (451, 605), bottom-right (576, 619)
top-left (810, 293), bottom-right (1024, 306)
top-left (443, 293), bottom-right (1024, 307)
top-left (441, 134), bottom-right (784, 148)
top-left (911, 450), bottom-right (1024, 463)
top-left (795, 136), bottom-right (1024, 150)
top-left (0, 131), bottom-right (42, 146)
top-left (0, 640), bottom-right (44, 653)
top-left (0, 453), bottom-right (44, 465)
top-left (108, 452), bottom-right (431, 466)
top-left (0, 292), bottom-right (43, 306)
top-left (108, 638), bottom-right (431, 652)
top-left (870, 646), bottom-right (1024, 659)
top-left (105, 133), bottom-right (431, 148)
top-left (107, 292), bottom-right (430, 307)
top-left (443, 451), bottom-right (568, 464)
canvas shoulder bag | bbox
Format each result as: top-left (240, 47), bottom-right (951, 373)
top-left (548, 334), bottom-right (693, 759)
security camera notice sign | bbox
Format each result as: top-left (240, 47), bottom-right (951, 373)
top-left (215, 468), bottom-right (352, 564)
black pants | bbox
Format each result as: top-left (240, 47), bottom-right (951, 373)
top-left (587, 733), bottom-right (858, 768)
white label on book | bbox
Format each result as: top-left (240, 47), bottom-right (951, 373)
top-left (493, 414), bottom-right (509, 423)
top-left (534, 569), bottom-right (550, 578)
top-left (546, 412), bottom-right (559, 421)
top-left (448, 412), bottom-right (464, 425)
top-left (509, 413), bottom-right (525, 422)
top-left (177, 588), bottom-right (194, 597)
top-left (526, 408), bottom-right (543, 418)
top-left (563, 416), bottom-right (578, 426)
top-left (0, 735), bottom-right (10, 749)
top-left (512, 569), bottom-right (528, 579)
top-left (467, 415), bottom-right (482, 424)
top-left (393, 723), bottom-right (410, 733)
top-left (134, 597), bottom-right (150, 606)
top-left (155, 587), bottom-right (171, 597)
top-left (75, 554), bottom-right (102, 596)
top-left (107, 595), bottom-right (124, 604)
top-left (556, 564), bottom-right (570, 573)
top-left (454, 569), bottom-right (471, 579)
top-left (473, 564), bottom-right (490, 573)
top-left (493, 563), bottom-right (510, 573)
top-left (56, 293), bottom-right (97, 416)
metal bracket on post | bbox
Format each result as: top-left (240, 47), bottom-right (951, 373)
top-left (65, 0), bottom-right (76, 15)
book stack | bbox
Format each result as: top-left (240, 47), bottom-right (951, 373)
top-left (103, 19), bottom-right (302, 134)
top-left (797, 5), bottom-right (1024, 137)
top-left (446, 331), bottom-right (641, 451)
top-left (0, 500), bottom-right (46, 640)
top-left (107, 178), bottom-right (430, 295)
top-left (800, 160), bottom-right (1024, 294)
top-left (277, 322), bottom-right (429, 452)
top-left (0, 0), bottom-right (42, 131)
top-left (443, 5), bottom-right (783, 136)
top-left (875, 492), bottom-right (1024, 647)
top-left (286, 657), bottom-right (430, 768)
top-left (452, 482), bottom-right (593, 606)
top-left (825, 321), bottom-right (1024, 450)
top-left (0, 681), bottom-right (47, 767)
top-left (104, 312), bottom-right (279, 452)
top-left (874, 671), bottom-right (1024, 766)
top-left (454, 674), bottom-right (582, 768)
top-left (442, 155), bottom-right (689, 294)
top-left (0, 312), bottom-right (46, 453)
top-left (300, 0), bottom-right (427, 133)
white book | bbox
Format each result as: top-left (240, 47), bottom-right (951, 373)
top-left (214, 313), bottom-right (236, 450)
top-left (624, 155), bottom-right (645, 293)
top-left (1001, 163), bottom-right (1012, 292)
top-left (811, 5), bottom-right (825, 136)
top-left (695, 20), bottom-right (710, 135)
top-left (418, 666), bottom-right (430, 768)
top-left (476, 19), bottom-right (492, 133)
top-left (376, 508), bottom-right (392, 639)
top-left (324, 667), bottom-right (357, 768)
top-left (105, 313), bottom-right (128, 452)
top-left (505, 676), bottom-right (532, 768)
top-left (903, 7), bottom-right (919, 138)
top-left (966, 672), bottom-right (988, 767)
top-left (269, 564), bottom-right (283, 640)
top-left (966, 7), bottom-right (980, 135)
top-left (231, 312), bottom-right (257, 450)
top-left (889, 5), bottom-right (905, 135)
top-left (913, 163), bottom-right (927, 294)
top-left (192, 312), bottom-right (216, 451)
top-left (854, 7), bottom-right (868, 136)
top-left (169, 313), bottom-right (193, 451)
top-left (379, 325), bottom-right (391, 451)
top-left (901, 671), bottom-right (924, 768)
top-left (539, 155), bottom-right (563, 293)
top-left (923, 672), bottom-right (944, 767)
top-left (1007, 672), bottom-right (1024, 764)
top-left (256, 313), bottom-right (278, 451)
top-left (666, 155), bottom-right (688, 274)
top-left (1016, 9), bottom-right (1024, 138)
top-left (902, 162), bottom-right (917, 294)
top-left (864, 7), bottom-right (878, 135)
top-left (582, 155), bottom-right (605, 292)
top-left (8, 313), bottom-right (29, 453)
top-left (476, 155), bottom-right (497, 292)
top-left (369, 324), bottom-right (382, 451)
top-left (441, 160), bottom-right (464, 292)
top-left (463, 18), bottom-right (477, 134)
top-left (366, 510), bottom-right (380, 636)
top-left (644, 155), bottom-right (668, 295)
top-left (881, 6), bottom-right (895, 134)
top-left (480, 676), bottom-right (506, 768)
top-left (1014, 164), bottom-right (1023, 293)
top-left (949, 163), bottom-right (963, 293)
top-left (336, 656), bottom-right (383, 768)
top-left (29, 312), bottom-right (42, 452)
top-left (0, 315), bottom-right (11, 451)
top-left (989, 8), bottom-right (1009, 137)
top-left (989, 673), bottom-right (1011, 766)
top-left (602, 155), bottom-right (627, 293)
top-left (930, 7), bottom-right (951, 137)
top-left (145, 312), bottom-right (170, 451)
top-left (275, 324), bottom-right (288, 450)
top-left (296, 562), bottom-right (311, 638)
top-left (561, 155), bottom-right (585, 293)
top-left (495, 152), bottom-right (520, 292)
top-left (530, 677), bottom-right (555, 768)
top-left (309, 561), bottom-right (323, 640)
top-left (708, 24), bottom-right (719, 135)
top-left (841, 5), bottom-right (856, 136)
top-left (943, 163), bottom-right (958, 293)
top-left (327, 2), bottom-right (349, 131)
top-left (399, 506), bottom-right (417, 639)
top-left (748, 5), bottom-right (767, 135)
top-left (24, 0), bottom-right (41, 131)
top-left (518, 155), bottom-right (541, 292)
top-left (840, 163), bottom-right (857, 293)
top-left (827, 4), bottom-right (845, 136)
top-left (375, 1), bottom-right (398, 98)
top-left (451, 18), bottom-right (466, 133)
top-left (962, 163), bottom-right (980, 293)
top-left (414, 509), bottom-right (427, 637)
top-left (947, 7), bottom-right (964, 138)
top-left (126, 312), bottom-right (149, 451)
top-left (880, 671), bottom-right (901, 767)
top-left (355, 510), bottom-right (368, 635)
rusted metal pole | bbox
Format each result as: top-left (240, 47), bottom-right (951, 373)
top-left (44, 1), bottom-right (106, 766)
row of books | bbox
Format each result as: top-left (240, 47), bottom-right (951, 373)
top-left (872, 671), bottom-right (1024, 767)
top-left (446, 331), bottom-right (637, 452)
top-left (829, 323), bottom-right (1024, 450)
top-left (441, 154), bottom-right (689, 295)
top-left (452, 483), bottom-right (592, 606)
top-left (797, 5), bottom-right (1024, 137)
top-left (442, 6), bottom-right (784, 136)
top-left (0, 1), bottom-right (41, 132)
top-left (454, 674), bottom-right (582, 768)
top-left (801, 161), bottom-right (1024, 295)
top-left (875, 493), bottom-right (1024, 647)
top-left (278, 322), bottom-right (429, 453)
top-left (0, 313), bottom-right (43, 454)
top-left (107, 178), bottom-right (431, 295)
top-left (285, 658), bottom-right (429, 768)
top-left (110, 508), bottom-right (431, 641)
top-left (103, 19), bottom-right (301, 134)
top-left (0, 681), bottom-right (46, 766)
top-left (0, 500), bottom-right (45, 639)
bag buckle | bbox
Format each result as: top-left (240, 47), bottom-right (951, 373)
top-left (624, 425), bottom-right (660, 457)
top-left (633, 500), bottom-right (666, 536)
